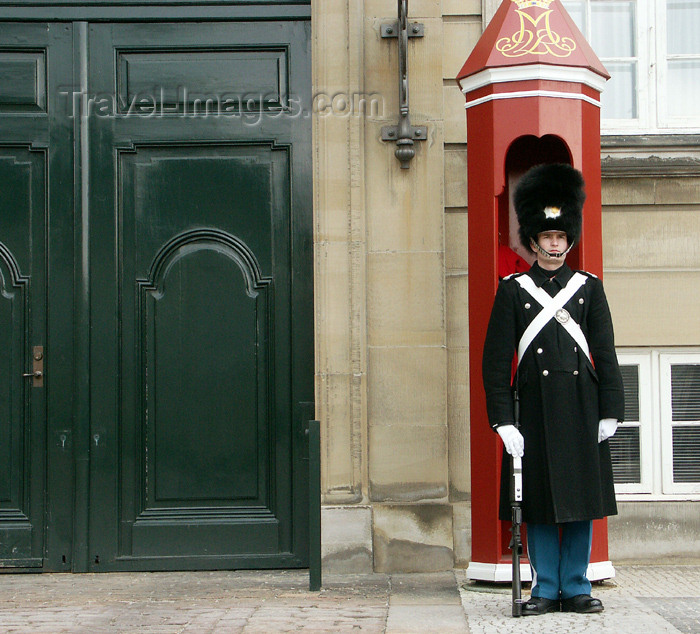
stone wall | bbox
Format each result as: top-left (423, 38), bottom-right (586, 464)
top-left (610, 502), bottom-right (700, 562)
top-left (314, 0), bottom-right (700, 574)
top-left (314, 0), bottom-right (484, 573)
top-left (601, 171), bottom-right (700, 347)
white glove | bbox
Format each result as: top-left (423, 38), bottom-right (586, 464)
top-left (598, 418), bottom-right (619, 442)
top-left (497, 424), bottom-right (524, 458)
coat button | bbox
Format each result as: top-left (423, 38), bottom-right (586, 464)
top-left (573, 370), bottom-right (579, 376)
top-left (574, 346), bottom-right (578, 352)
top-left (579, 298), bottom-right (584, 304)
top-left (542, 370), bottom-right (549, 376)
top-left (525, 303), bottom-right (531, 309)
top-left (537, 348), bottom-right (543, 354)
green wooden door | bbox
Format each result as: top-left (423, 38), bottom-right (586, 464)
top-left (0, 23), bottom-right (75, 571)
top-left (0, 17), bottom-right (312, 572)
top-left (85, 21), bottom-right (312, 570)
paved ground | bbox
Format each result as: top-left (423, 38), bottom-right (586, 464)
top-left (459, 565), bottom-right (700, 634)
top-left (0, 565), bottom-right (698, 633)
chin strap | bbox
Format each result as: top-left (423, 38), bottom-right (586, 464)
top-left (529, 238), bottom-right (575, 259)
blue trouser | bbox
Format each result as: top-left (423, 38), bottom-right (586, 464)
top-left (527, 520), bottom-right (593, 600)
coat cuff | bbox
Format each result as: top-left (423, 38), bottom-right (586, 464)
top-left (492, 421), bottom-right (514, 431)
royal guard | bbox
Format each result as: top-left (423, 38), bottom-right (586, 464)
top-left (482, 163), bottom-right (624, 615)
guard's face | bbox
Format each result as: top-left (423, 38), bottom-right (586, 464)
top-left (537, 231), bottom-right (568, 256)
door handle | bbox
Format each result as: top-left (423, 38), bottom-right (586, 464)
top-left (23, 346), bottom-right (44, 387)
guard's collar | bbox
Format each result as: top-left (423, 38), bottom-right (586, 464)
top-left (528, 262), bottom-right (574, 288)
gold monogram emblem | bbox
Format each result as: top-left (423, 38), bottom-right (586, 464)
top-left (497, 0), bottom-right (576, 58)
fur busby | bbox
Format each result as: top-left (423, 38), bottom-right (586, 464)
top-left (514, 163), bottom-right (585, 252)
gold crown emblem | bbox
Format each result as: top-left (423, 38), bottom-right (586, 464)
top-left (544, 206), bottom-right (562, 219)
top-left (511, 0), bottom-right (555, 9)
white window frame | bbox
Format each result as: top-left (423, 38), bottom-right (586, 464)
top-left (563, 0), bottom-right (700, 134)
top-left (615, 348), bottom-right (700, 500)
top-left (654, 0), bottom-right (700, 130)
top-left (659, 352), bottom-right (700, 495)
top-left (562, 0), bottom-right (651, 132)
top-left (614, 351), bottom-right (654, 494)
top-left (600, 0), bottom-right (652, 133)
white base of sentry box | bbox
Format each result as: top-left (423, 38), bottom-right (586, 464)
top-left (466, 560), bottom-right (615, 583)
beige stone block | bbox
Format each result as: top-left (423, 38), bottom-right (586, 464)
top-left (312, 2), bottom-right (353, 93)
top-left (443, 0), bottom-right (482, 15)
top-left (315, 241), bottom-right (353, 375)
top-left (444, 85), bottom-right (468, 144)
top-left (448, 349), bottom-right (470, 500)
top-left (373, 504), bottom-right (454, 572)
top-left (446, 274), bottom-right (469, 349)
top-left (443, 20), bottom-right (482, 80)
top-left (445, 211), bottom-right (468, 271)
top-left (368, 346), bottom-right (447, 428)
top-left (604, 271), bottom-right (700, 346)
top-left (482, 0), bottom-right (502, 25)
top-left (365, 121), bottom-right (444, 253)
top-left (603, 208), bottom-right (700, 270)
top-left (604, 175), bottom-right (700, 207)
top-left (409, 18), bottom-right (445, 121)
top-left (445, 147), bottom-right (468, 208)
top-left (654, 177), bottom-right (700, 205)
top-left (602, 177), bottom-right (656, 206)
top-left (322, 506), bottom-right (374, 573)
top-left (317, 373), bottom-right (361, 499)
top-left (364, 21), bottom-right (397, 117)
top-left (364, 18), bottom-right (444, 123)
top-left (452, 501), bottom-right (472, 567)
top-left (367, 252), bottom-right (445, 347)
top-left (364, 0), bottom-right (442, 19)
top-left (369, 424), bottom-right (448, 502)
top-left (609, 501), bottom-right (700, 563)
top-left (314, 118), bottom-right (353, 244)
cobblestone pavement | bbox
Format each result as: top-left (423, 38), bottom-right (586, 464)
top-left (458, 565), bottom-right (700, 634)
top-left (0, 565), bottom-right (697, 633)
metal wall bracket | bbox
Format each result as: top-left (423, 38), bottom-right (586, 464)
top-left (381, 125), bottom-right (427, 142)
top-left (380, 21), bottom-right (424, 39)
top-left (381, 0), bottom-right (427, 169)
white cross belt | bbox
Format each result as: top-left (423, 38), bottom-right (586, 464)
top-left (515, 273), bottom-right (590, 367)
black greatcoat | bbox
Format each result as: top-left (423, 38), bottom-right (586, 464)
top-left (482, 262), bottom-right (625, 524)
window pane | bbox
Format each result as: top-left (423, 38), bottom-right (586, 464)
top-left (610, 426), bottom-right (641, 483)
top-left (672, 426), bottom-right (700, 483)
top-left (671, 364), bottom-right (700, 421)
top-left (562, 1), bottom-right (587, 33)
top-left (613, 365), bottom-right (641, 484)
top-left (620, 364), bottom-right (640, 421)
top-left (591, 1), bottom-right (635, 57)
top-left (601, 62), bottom-right (637, 118)
top-left (666, 61), bottom-right (700, 118)
top-left (667, 0), bottom-right (700, 55)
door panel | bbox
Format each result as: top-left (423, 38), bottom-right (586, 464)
top-left (87, 21), bottom-right (311, 570)
top-left (120, 144), bottom-right (287, 559)
top-left (0, 23), bottom-right (74, 572)
top-left (0, 18), bottom-right (310, 573)
top-left (0, 145), bottom-right (45, 568)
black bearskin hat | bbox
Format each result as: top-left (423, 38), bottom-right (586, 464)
top-left (514, 163), bottom-right (585, 252)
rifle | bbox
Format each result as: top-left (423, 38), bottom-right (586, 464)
top-left (509, 389), bottom-right (524, 617)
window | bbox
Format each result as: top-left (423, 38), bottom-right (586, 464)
top-left (562, 0), bottom-right (700, 133)
top-left (615, 349), bottom-right (700, 498)
top-left (611, 352), bottom-right (653, 493)
top-left (660, 354), bottom-right (700, 493)
top-left (658, 0), bottom-right (700, 126)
